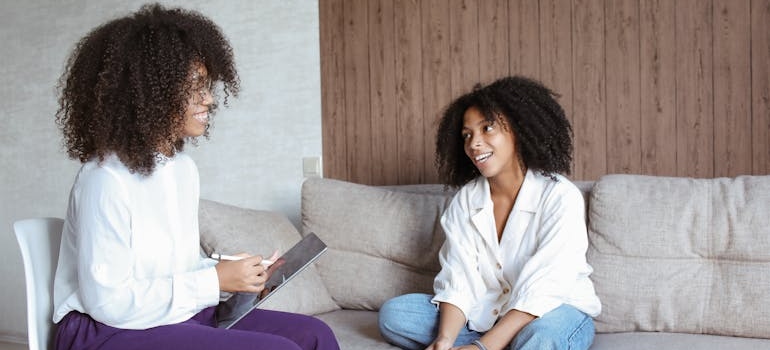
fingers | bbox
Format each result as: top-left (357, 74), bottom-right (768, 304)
top-left (266, 250), bottom-right (280, 261)
top-left (216, 256), bottom-right (273, 293)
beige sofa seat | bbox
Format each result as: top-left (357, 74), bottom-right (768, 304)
top-left (199, 175), bottom-right (770, 350)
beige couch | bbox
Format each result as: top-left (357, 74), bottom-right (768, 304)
top-left (198, 174), bottom-right (770, 349)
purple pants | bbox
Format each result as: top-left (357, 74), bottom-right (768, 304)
top-left (55, 307), bottom-right (340, 350)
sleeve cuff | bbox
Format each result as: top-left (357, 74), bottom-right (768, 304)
top-left (431, 292), bottom-right (473, 321)
top-left (199, 266), bottom-right (221, 307)
top-left (509, 293), bottom-right (562, 317)
top-left (180, 266), bottom-right (220, 310)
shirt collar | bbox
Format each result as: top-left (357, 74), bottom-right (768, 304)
top-left (469, 169), bottom-right (544, 214)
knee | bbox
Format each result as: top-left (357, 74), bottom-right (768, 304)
top-left (378, 297), bottom-right (401, 338)
top-left (511, 322), bottom-right (563, 350)
top-left (378, 294), bottom-right (424, 334)
top-left (292, 315), bottom-right (338, 349)
top-left (511, 328), bottom-right (564, 350)
top-left (377, 294), bottom-right (416, 342)
top-left (511, 315), bottom-right (595, 350)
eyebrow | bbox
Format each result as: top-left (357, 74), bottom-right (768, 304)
top-left (462, 119), bottom-right (493, 130)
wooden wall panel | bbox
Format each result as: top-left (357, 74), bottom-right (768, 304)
top-left (675, 0), bottom-right (714, 177)
top-left (319, 0), bottom-right (770, 184)
top-left (449, 0), bottom-right (480, 97)
top-left (753, 0), bottom-right (770, 174)
top-left (509, 0), bottom-right (540, 78)
top-left (342, 0), bottom-right (371, 183)
top-left (606, 0), bottom-right (641, 174)
top-left (478, 0), bottom-right (510, 84)
top-left (368, 0), bottom-right (397, 185)
top-left (713, 0), bottom-right (751, 177)
top-left (394, 0), bottom-right (424, 183)
top-left (640, 0), bottom-right (676, 176)
top-left (572, 0), bottom-right (606, 179)
top-left (538, 0), bottom-right (574, 174)
top-left (319, 0), bottom-right (346, 179)
top-left (421, 0), bottom-right (451, 183)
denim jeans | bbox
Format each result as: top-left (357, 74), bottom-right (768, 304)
top-left (378, 293), bottom-right (595, 350)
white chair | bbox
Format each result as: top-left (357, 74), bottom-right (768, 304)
top-left (14, 217), bottom-right (64, 350)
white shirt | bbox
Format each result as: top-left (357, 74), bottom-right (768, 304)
top-left (53, 153), bottom-right (220, 329)
top-left (432, 170), bottom-right (601, 332)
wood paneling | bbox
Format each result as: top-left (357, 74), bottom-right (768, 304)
top-left (394, 0), bottom-right (424, 183)
top-left (606, 0), bottom-right (641, 175)
top-left (640, 0), bottom-right (676, 176)
top-left (572, 0), bottom-right (606, 179)
top-left (753, 0), bottom-right (770, 174)
top-left (539, 0), bottom-right (574, 173)
top-left (342, 0), bottom-right (371, 183)
top-left (369, 0), bottom-right (397, 185)
top-left (478, 0), bottom-right (509, 83)
top-left (713, 0), bottom-right (751, 177)
top-left (509, 0), bottom-right (540, 78)
top-left (449, 0), bottom-right (480, 97)
top-left (421, 0), bottom-right (451, 183)
top-left (318, 0), bottom-right (346, 179)
top-left (675, 0), bottom-right (714, 178)
top-left (320, 0), bottom-right (770, 184)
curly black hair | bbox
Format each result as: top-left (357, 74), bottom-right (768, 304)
top-left (56, 3), bottom-right (239, 175)
top-left (435, 76), bottom-right (573, 188)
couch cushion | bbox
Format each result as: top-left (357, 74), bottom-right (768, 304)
top-left (301, 178), bottom-right (454, 310)
top-left (587, 174), bottom-right (770, 339)
top-left (592, 332), bottom-right (770, 350)
top-left (315, 310), bottom-right (400, 350)
top-left (198, 198), bottom-right (339, 315)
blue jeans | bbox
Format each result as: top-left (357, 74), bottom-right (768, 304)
top-left (378, 293), bottom-right (594, 350)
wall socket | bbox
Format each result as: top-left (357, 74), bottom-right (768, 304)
top-left (302, 156), bottom-right (322, 178)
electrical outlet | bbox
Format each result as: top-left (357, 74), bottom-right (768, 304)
top-left (302, 156), bottom-right (322, 178)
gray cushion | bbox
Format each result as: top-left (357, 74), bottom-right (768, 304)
top-left (591, 332), bottom-right (770, 350)
top-left (315, 310), bottom-right (399, 350)
top-left (301, 178), bottom-right (454, 310)
top-left (587, 174), bottom-right (770, 339)
top-left (199, 198), bottom-right (339, 315)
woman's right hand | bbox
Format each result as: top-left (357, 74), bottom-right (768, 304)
top-left (215, 255), bottom-right (271, 293)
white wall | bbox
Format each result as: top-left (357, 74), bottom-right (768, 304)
top-left (0, 0), bottom-right (321, 342)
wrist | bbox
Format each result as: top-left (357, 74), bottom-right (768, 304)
top-left (471, 339), bottom-right (489, 350)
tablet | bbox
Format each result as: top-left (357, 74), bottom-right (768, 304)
top-left (215, 232), bottom-right (327, 329)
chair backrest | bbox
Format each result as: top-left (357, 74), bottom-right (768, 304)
top-left (14, 217), bottom-right (64, 350)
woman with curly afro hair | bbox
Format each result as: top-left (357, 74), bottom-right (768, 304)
top-left (379, 76), bottom-right (601, 350)
top-left (52, 4), bottom-right (339, 350)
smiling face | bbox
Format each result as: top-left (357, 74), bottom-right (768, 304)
top-left (180, 63), bottom-right (213, 139)
top-left (462, 106), bottom-right (520, 182)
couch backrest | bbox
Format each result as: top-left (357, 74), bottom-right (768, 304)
top-left (587, 174), bottom-right (770, 339)
top-left (301, 178), bottom-right (456, 310)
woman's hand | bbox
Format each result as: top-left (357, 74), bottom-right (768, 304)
top-left (425, 335), bottom-right (454, 350)
top-left (215, 253), bottom-right (277, 293)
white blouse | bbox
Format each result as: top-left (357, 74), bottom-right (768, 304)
top-left (53, 153), bottom-right (220, 329)
top-left (432, 170), bottom-right (601, 332)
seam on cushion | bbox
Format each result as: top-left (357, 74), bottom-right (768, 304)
top-left (322, 247), bottom-right (440, 276)
top-left (590, 252), bottom-right (770, 263)
top-left (323, 241), bottom-right (442, 272)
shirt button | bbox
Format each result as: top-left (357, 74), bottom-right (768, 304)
top-left (496, 263), bottom-right (502, 270)
top-left (492, 309), bottom-right (499, 316)
top-left (503, 288), bottom-right (510, 294)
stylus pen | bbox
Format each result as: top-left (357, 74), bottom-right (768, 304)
top-left (211, 253), bottom-right (274, 266)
